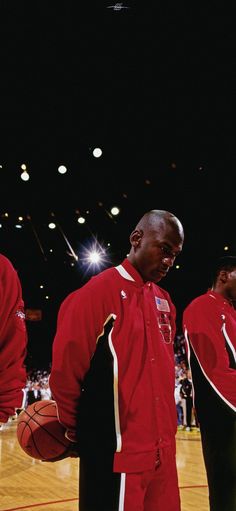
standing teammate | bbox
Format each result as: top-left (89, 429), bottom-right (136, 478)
top-left (50, 209), bottom-right (184, 511)
top-left (183, 256), bottom-right (236, 511)
top-left (0, 253), bottom-right (28, 427)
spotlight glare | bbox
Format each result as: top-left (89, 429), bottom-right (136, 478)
top-left (48, 222), bottom-right (56, 229)
top-left (93, 147), bottom-right (102, 158)
top-left (78, 216), bottom-right (86, 224)
top-left (111, 206), bottom-right (120, 216)
top-left (58, 165), bottom-right (67, 174)
top-left (21, 170), bottom-right (30, 181)
top-left (80, 240), bottom-right (110, 275)
top-left (88, 251), bottom-right (101, 264)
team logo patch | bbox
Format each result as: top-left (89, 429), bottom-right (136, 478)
top-left (155, 297), bottom-right (170, 312)
top-left (15, 310), bottom-right (26, 320)
top-left (121, 290), bottom-right (127, 299)
top-left (157, 313), bottom-right (172, 344)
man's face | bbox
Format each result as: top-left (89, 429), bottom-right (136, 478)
top-left (130, 223), bottom-right (183, 283)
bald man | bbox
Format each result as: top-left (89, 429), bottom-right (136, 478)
top-left (50, 210), bottom-right (184, 511)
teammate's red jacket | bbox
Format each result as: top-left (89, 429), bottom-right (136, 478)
top-left (0, 254), bottom-right (27, 422)
top-left (183, 290), bottom-right (236, 421)
top-left (50, 258), bottom-right (178, 472)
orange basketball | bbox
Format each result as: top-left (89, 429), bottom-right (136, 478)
top-left (17, 399), bottom-right (71, 461)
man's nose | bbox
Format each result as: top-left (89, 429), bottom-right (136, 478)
top-left (162, 255), bottom-right (175, 267)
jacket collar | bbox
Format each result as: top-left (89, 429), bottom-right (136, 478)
top-left (207, 289), bottom-right (234, 309)
top-left (115, 258), bottom-right (144, 286)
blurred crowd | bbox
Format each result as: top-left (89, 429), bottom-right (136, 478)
top-left (24, 368), bottom-right (52, 406)
top-left (174, 334), bottom-right (199, 432)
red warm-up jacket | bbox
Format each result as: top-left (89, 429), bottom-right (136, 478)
top-left (0, 254), bottom-right (27, 422)
top-left (183, 290), bottom-right (236, 424)
top-left (50, 258), bottom-right (178, 472)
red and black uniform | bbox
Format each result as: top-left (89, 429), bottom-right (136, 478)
top-left (0, 254), bottom-right (27, 423)
top-left (183, 290), bottom-right (236, 511)
top-left (50, 258), bottom-right (180, 511)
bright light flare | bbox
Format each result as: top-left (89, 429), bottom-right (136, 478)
top-left (93, 147), bottom-right (102, 158)
top-left (48, 222), bottom-right (56, 229)
top-left (21, 170), bottom-right (30, 181)
top-left (78, 216), bottom-right (85, 224)
top-left (79, 240), bottom-right (110, 275)
top-left (88, 251), bottom-right (101, 264)
top-left (111, 206), bottom-right (120, 216)
top-left (58, 165), bottom-right (67, 174)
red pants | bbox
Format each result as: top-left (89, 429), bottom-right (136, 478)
top-left (79, 446), bottom-right (180, 511)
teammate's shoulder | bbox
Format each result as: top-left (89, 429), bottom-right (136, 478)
top-left (184, 292), bottom-right (210, 311)
top-left (0, 253), bottom-right (16, 276)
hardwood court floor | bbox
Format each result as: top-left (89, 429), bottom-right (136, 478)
top-left (0, 420), bottom-right (209, 511)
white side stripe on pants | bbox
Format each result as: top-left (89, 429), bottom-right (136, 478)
top-left (118, 473), bottom-right (126, 511)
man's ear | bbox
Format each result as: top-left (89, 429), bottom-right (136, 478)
top-left (219, 270), bottom-right (229, 284)
top-left (130, 229), bottom-right (143, 248)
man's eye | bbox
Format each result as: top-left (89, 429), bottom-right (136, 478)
top-left (161, 246), bottom-right (178, 258)
top-left (161, 246), bottom-right (171, 256)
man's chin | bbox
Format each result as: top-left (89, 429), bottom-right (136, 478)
top-left (151, 273), bottom-right (164, 283)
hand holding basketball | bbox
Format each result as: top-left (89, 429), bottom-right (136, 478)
top-left (17, 399), bottom-right (79, 461)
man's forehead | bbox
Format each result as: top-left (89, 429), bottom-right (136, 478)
top-left (155, 231), bottom-right (183, 247)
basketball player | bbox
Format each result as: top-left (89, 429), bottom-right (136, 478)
top-left (0, 253), bottom-right (28, 428)
top-left (50, 209), bottom-right (184, 511)
top-left (183, 256), bottom-right (236, 511)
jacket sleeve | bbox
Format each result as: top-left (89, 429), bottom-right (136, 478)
top-left (0, 255), bottom-right (27, 423)
top-left (183, 299), bottom-right (236, 412)
top-left (49, 275), bottom-right (112, 438)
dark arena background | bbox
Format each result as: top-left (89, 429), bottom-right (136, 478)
top-left (0, 2), bottom-right (235, 370)
top-left (1, 4), bottom-right (235, 511)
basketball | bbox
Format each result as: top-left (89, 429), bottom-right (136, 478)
top-left (17, 399), bottom-right (71, 461)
